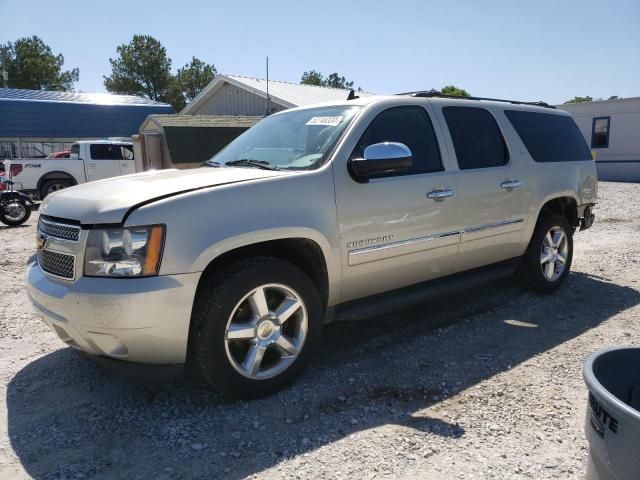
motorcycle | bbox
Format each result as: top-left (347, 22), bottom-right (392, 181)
top-left (0, 171), bottom-right (33, 226)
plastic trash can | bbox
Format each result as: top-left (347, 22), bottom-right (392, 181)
top-left (583, 347), bottom-right (640, 480)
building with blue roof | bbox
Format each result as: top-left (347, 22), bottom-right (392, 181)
top-left (0, 88), bottom-right (173, 159)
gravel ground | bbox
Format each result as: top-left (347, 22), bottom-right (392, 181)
top-left (1, 181), bottom-right (639, 480)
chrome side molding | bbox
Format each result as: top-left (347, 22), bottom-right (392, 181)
top-left (348, 230), bottom-right (460, 266)
top-left (347, 218), bottom-right (525, 266)
top-left (463, 218), bottom-right (524, 234)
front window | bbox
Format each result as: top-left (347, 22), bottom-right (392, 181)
top-left (206, 106), bottom-right (361, 171)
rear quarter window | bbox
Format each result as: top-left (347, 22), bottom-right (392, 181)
top-left (504, 110), bottom-right (592, 162)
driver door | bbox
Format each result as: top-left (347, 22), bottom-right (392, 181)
top-left (85, 144), bottom-right (126, 182)
top-left (333, 104), bottom-right (460, 303)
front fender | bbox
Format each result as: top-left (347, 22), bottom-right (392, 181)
top-left (192, 227), bottom-right (341, 306)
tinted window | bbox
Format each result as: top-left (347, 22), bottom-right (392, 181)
top-left (505, 110), bottom-right (592, 162)
top-left (353, 106), bottom-right (442, 177)
top-left (90, 144), bottom-right (134, 160)
top-left (442, 107), bottom-right (508, 169)
top-left (591, 116), bottom-right (610, 148)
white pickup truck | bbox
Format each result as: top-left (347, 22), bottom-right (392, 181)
top-left (4, 140), bottom-right (136, 199)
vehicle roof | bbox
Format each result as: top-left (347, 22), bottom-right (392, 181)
top-left (282, 94), bottom-right (568, 115)
top-left (73, 139), bottom-right (133, 145)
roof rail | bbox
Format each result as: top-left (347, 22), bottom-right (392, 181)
top-left (397, 91), bottom-right (556, 109)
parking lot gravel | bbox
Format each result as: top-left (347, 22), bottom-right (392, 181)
top-left (0, 181), bottom-right (639, 480)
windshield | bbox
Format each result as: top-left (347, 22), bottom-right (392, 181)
top-left (206, 105), bottom-right (361, 171)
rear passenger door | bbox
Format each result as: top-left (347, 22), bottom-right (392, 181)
top-left (438, 106), bottom-right (527, 272)
top-left (334, 104), bottom-right (460, 302)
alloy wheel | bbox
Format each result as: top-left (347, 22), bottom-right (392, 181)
top-left (540, 226), bottom-right (569, 281)
top-left (224, 283), bottom-right (308, 380)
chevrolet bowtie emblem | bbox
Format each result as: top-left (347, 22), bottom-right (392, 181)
top-left (37, 234), bottom-right (47, 251)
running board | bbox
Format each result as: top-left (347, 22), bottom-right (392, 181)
top-left (330, 258), bottom-right (520, 323)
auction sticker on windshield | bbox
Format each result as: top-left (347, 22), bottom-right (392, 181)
top-left (306, 116), bottom-right (343, 126)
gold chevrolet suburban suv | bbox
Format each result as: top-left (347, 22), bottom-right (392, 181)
top-left (27, 93), bottom-right (597, 397)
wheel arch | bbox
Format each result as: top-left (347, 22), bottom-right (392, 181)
top-left (194, 235), bottom-right (334, 310)
top-left (535, 194), bottom-right (580, 229)
top-left (37, 170), bottom-right (78, 196)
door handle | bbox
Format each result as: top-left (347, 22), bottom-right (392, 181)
top-left (88, 163), bottom-right (96, 168)
top-left (500, 180), bottom-right (522, 190)
top-left (426, 189), bottom-right (455, 201)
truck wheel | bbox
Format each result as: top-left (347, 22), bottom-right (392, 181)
top-left (190, 257), bottom-right (323, 398)
top-left (41, 179), bottom-right (71, 198)
top-left (520, 214), bottom-right (573, 293)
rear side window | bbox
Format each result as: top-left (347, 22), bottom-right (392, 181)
top-left (353, 106), bottom-right (443, 177)
top-left (90, 144), bottom-right (134, 160)
top-left (442, 107), bottom-right (508, 170)
top-left (504, 110), bottom-right (592, 162)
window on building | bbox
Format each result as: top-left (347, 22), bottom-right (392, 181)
top-left (352, 106), bottom-right (443, 177)
top-left (505, 110), bottom-right (592, 162)
top-left (591, 116), bottom-right (610, 149)
top-left (442, 107), bottom-right (508, 170)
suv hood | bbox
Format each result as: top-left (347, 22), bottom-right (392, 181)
top-left (40, 167), bottom-right (289, 224)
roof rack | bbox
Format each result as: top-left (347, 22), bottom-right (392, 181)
top-left (397, 91), bottom-right (556, 109)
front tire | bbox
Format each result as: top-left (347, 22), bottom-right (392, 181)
top-left (520, 214), bottom-right (573, 293)
top-left (0, 198), bottom-right (31, 226)
top-left (189, 257), bottom-right (323, 398)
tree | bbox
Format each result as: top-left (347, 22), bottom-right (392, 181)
top-left (325, 73), bottom-right (353, 89)
top-left (565, 96), bottom-right (593, 104)
top-left (300, 70), bottom-right (324, 86)
top-left (300, 70), bottom-right (355, 89)
top-left (441, 85), bottom-right (470, 97)
top-left (169, 57), bottom-right (217, 110)
top-left (0, 36), bottom-right (79, 90)
top-left (104, 35), bottom-right (173, 102)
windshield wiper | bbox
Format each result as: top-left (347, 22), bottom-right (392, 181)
top-left (225, 159), bottom-right (281, 171)
top-left (202, 160), bottom-right (222, 167)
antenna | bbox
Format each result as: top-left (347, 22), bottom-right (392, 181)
top-left (265, 56), bottom-right (271, 116)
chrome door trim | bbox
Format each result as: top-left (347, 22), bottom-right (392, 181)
top-left (463, 218), bottom-right (524, 234)
top-left (348, 230), bottom-right (460, 266)
top-left (461, 218), bottom-right (524, 243)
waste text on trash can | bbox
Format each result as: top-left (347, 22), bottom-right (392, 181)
top-left (589, 392), bottom-right (619, 438)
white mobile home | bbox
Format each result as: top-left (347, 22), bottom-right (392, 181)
top-left (558, 97), bottom-right (640, 182)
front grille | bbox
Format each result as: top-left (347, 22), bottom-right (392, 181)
top-left (38, 217), bottom-right (80, 242)
top-left (38, 249), bottom-right (75, 279)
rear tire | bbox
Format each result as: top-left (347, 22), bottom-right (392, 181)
top-left (520, 214), bottom-right (573, 293)
top-left (189, 257), bottom-right (323, 398)
top-left (41, 179), bottom-right (71, 199)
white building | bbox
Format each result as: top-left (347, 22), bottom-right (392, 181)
top-left (558, 97), bottom-right (640, 182)
top-left (181, 74), bottom-right (364, 116)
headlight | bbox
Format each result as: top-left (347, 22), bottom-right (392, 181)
top-left (84, 225), bottom-right (165, 277)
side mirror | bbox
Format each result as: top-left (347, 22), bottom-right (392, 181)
top-left (349, 142), bottom-right (412, 179)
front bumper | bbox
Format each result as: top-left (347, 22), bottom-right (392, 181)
top-left (27, 262), bottom-right (201, 364)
